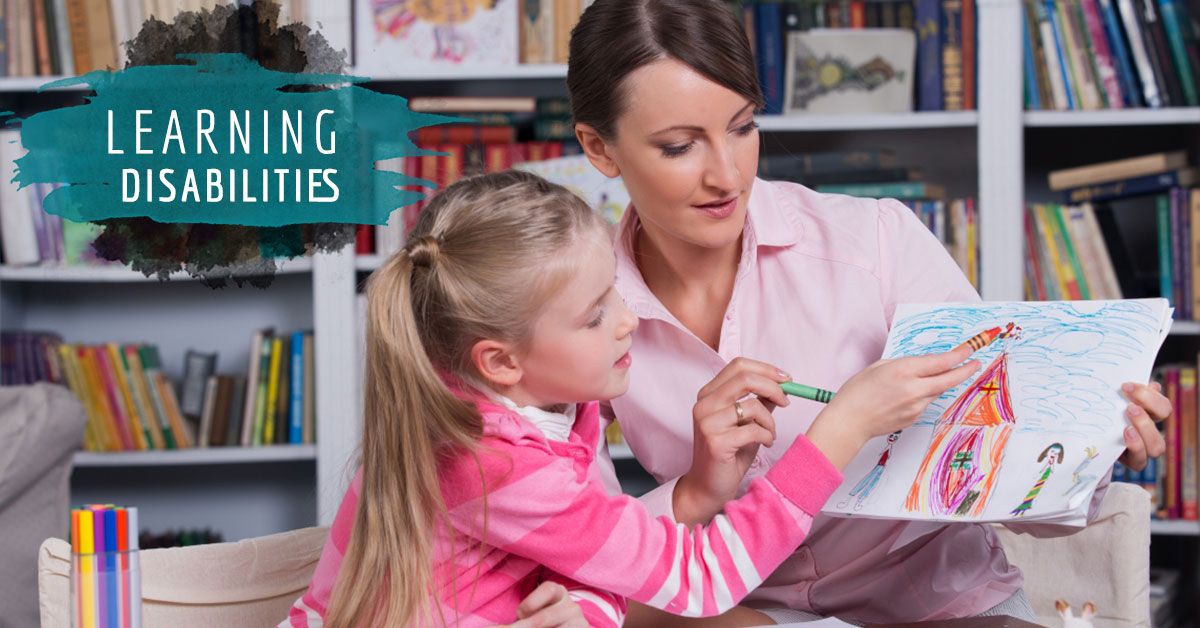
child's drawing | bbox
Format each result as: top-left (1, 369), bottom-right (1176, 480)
top-left (821, 299), bottom-right (1171, 525)
top-left (1064, 446), bottom-right (1101, 501)
top-left (905, 345), bottom-right (1017, 517)
top-left (1011, 443), bottom-right (1065, 517)
top-left (838, 431), bottom-right (900, 511)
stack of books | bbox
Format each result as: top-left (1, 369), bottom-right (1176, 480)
top-left (363, 97), bottom-right (581, 258)
top-left (1022, 0), bottom-right (1200, 110)
top-left (1033, 151), bottom-right (1198, 317)
top-left (1112, 364), bottom-right (1199, 522)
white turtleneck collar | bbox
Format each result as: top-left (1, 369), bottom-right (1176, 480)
top-left (488, 393), bottom-right (577, 443)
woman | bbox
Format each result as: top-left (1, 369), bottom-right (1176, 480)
top-left (566, 0), bottom-right (1171, 624)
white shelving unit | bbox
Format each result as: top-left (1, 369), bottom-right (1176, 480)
top-left (3, 0), bottom-right (1198, 541)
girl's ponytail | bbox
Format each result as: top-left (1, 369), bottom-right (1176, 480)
top-left (323, 170), bottom-right (609, 626)
top-left (325, 246), bottom-right (480, 627)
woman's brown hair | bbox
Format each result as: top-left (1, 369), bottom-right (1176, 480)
top-left (567, 0), bottom-right (764, 140)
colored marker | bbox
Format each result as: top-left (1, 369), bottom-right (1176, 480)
top-left (117, 508), bottom-right (130, 628)
top-left (79, 509), bottom-right (97, 628)
top-left (128, 507), bottom-right (141, 628)
top-left (956, 322), bottom-right (1016, 353)
top-left (104, 508), bottom-right (119, 628)
top-left (781, 381), bottom-right (835, 404)
top-left (92, 507), bottom-right (107, 628)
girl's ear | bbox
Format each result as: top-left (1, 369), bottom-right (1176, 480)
top-left (575, 122), bottom-right (621, 178)
top-left (471, 339), bottom-right (523, 388)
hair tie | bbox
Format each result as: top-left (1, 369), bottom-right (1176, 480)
top-left (406, 235), bottom-right (442, 269)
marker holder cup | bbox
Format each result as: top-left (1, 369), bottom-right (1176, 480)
top-left (72, 549), bottom-right (142, 628)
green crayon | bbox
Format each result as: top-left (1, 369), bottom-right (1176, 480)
top-left (781, 381), bottom-right (835, 404)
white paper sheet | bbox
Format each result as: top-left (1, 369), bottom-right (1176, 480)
top-left (823, 299), bottom-right (1172, 527)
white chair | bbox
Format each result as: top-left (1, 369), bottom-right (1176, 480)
top-left (39, 526), bottom-right (328, 628)
top-left (994, 482), bottom-right (1152, 627)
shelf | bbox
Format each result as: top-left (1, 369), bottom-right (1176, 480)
top-left (355, 254), bottom-right (385, 272)
top-left (0, 257), bottom-right (313, 282)
top-left (1024, 108), bottom-right (1200, 127)
top-left (756, 111), bottom-right (978, 132)
top-left (351, 64), bottom-right (567, 82)
top-left (74, 445), bottom-right (317, 467)
top-left (1171, 321), bottom-right (1200, 335)
top-left (0, 75), bottom-right (86, 92)
top-left (609, 443), bottom-right (635, 460)
top-left (1150, 519), bottom-right (1200, 536)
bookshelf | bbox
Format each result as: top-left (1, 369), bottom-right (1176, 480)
top-left (0, 0), bottom-right (1197, 550)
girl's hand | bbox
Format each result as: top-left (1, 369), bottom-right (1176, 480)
top-left (500, 582), bottom-right (588, 628)
top-left (806, 344), bottom-right (981, 470)
top-left (1118, 381), bottom-right (1171, 471)
top-left (674, 358), bottom-right (791, 525)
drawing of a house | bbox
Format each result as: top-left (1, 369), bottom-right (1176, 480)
top-left (904, 352), bottom-right (1017, 517)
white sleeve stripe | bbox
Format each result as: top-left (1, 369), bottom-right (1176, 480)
top-left (645, 529), bottom-right (685, 608)
top-left (713, 514), bottom-right (763, 592)
top-left (700, 536), bottom-right (734, 613)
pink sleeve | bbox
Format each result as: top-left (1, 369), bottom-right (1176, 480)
top-left (876, 198), bottom-right (981, 324)
top-left (280, 472), bottom-right (361, 627)
top-left (542, 571), bottom-right (628, 628)
top-left (442, 434), bottom-right (842, 618)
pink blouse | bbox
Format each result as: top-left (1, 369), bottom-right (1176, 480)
top-left (597, 178), bottom-right (1108, 623)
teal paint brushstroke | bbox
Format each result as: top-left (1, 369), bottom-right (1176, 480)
top-left (15, 53), bottom-right (458, 228)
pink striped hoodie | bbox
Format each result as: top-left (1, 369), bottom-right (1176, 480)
top-left (282, 394), bottom-right (842, 627)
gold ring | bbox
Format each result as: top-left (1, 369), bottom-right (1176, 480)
top-left (734, 400), bottom-right (745, 422)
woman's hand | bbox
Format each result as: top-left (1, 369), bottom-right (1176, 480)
top-left (806, 344), bottom-right (981, 470)
top-left (1118, 381), bottom-right (1171, 471)
top-left (497, 582), bottom-right (588, 628)
top-left (674, 358), bottom-right (791, 525)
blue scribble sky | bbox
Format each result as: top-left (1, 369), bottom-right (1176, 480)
top-left (885, 300), bottom-right (1167, 436)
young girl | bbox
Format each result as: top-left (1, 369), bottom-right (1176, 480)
top-left (282, 170), bottom-right (980, 627)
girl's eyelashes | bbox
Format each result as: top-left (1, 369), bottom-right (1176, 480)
top-left (586, 307), bottom-right (606, 329)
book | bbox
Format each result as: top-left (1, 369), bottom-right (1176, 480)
top-left (755, 1), bottom-right (785, 115)
top-left (817, 181), bottom-right (946, 200)
top-left (180, 349), bottom-right (217, 420)
top-left (1062, 168), bottom-right (1199, 203)
top-left (916, 0), bottom-right (943, 110)
top-left (1048, 151), bottom-right (1189, 190)
top-left (197, 375), bottom-right (218, 448)
top-left (1116, 0), bottom-right (1165, 106)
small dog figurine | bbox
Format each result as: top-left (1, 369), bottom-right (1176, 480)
top-left (1055, 600), bottom-right (1096, 628)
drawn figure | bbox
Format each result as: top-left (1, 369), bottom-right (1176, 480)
top-left (905, 326), bottom-right (1020, 517)
top-left (373, 0), bottom-right (499, 62)
top-left (1011, 443), bottom-right (1065, 517)
top-left (1063, 446), bottom-right (1101, 501)
top-left (838, 431), bottom-right (901, 511)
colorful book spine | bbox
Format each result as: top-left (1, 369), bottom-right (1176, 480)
top-left (942, 0), bottom-right (965, 110)
top-left (916, 0), bottom-right (943, 111)
top-left (1117, 0), bottom-right (1164, 106)
top-left (1156, 0), bottom-right (1200, 105)
top-left (1180, 367), bottom-right (1197, 520)
top-left (754, 1), bottom-right (785, 115)
top-left (1081, 0), bottom-right (1126, 108)
top-left (1158, 194), bottom-right (1174, 307)
top-left (290, 331), bottom-right (304, 445)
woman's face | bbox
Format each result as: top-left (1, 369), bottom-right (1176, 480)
top-left (596, 58), bottom-right (760, 251)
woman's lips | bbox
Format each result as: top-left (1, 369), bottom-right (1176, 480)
top-left (694, 196), bottom-right (737, 219)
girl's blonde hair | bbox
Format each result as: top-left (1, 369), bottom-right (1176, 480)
top-left (325, 170), bottom-right (610, 627)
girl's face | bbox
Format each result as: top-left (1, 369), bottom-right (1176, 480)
top-left (583, 58), bottom-right (760, 251)
top-left (515, 236), bottom-right (640, 407)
